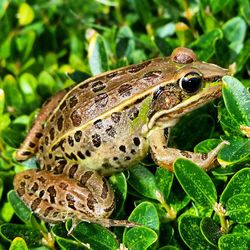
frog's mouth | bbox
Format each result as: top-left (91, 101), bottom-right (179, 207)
top-left (148, 81), bottom-right (222, 129)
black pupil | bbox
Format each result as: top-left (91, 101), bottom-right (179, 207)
top-left (181, 75), bottom-right (202, 93)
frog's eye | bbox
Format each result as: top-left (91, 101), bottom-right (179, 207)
top-left (179, 72), bottom-right (203, 94)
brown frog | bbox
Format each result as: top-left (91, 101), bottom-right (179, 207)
top-left (14, 47), bottom-right (228, 227)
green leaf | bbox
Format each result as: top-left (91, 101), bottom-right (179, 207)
top-left (67, 71), bottom-right (89, 84)
top-left (0, 224), bottom-right (42, 247)
top-left (222, 17), bottom-right (246, 53)
top-left (200, 217), bottom-right (222, 246)
top-left (236, 38), bottom-right (250, 72)
top-left (128, 164), bottom-right (159, 200)
top-left (67, 221), bottom-right (119, 250)
top-left (218, 234), bottom-right (250, 250)
top-left (239, 0), bottom-right (250, 25)
top-left (210, 0), bottom-right (233, 14)
top-left (88, 33), bottom-right (109, 75)
top-left (220, 168), bottom-right (250, 206)
top-left (57, 238), bottom-right (87, 250)
top-left (222, 76), bottom-right (250, 127)
top-left (116, 26), bottom-right (135, 59)
top-left (174, 159), bottom-right (217, 208)
top-left (0, 201), bottom-right (14, 222)
top-left (155, 168), bottom-right (174, 200)
top-left (218, 139), bottom-right (250, 166)
top-left (0, 178), bottom-right (3, 201)
top-left (18, 3), bottom-right (35, 26)
top-left (8, 190), bottom-right (32, 224)
top-left (159, 246), bottom-right (179, 250)
top-left (0, 89), bottom-right (4, 115)
top-left (109, 172), bottom-right (127, 217)
top-left (226, 194), bottom-right (250, 224)
top-left (194, 139), bottom-right (221, 153)
top-left (178, 215), bottom-right (216, 250)
top-left (128, 201), bottom-right (159, 231)
top-left (123, 226), bottom-right (158, 250)
top-left (133, 0), bottom-right (152, 25)
top-left (9, 237), bottom-right (28, 250)
top-left (190, 29), bottom-right (223, 60)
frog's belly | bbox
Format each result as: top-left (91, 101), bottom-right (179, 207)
top-left (38, 110), bottom-right (149, 175)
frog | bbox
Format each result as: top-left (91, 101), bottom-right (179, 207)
top-left (14, 47), bottom-right (228, 228)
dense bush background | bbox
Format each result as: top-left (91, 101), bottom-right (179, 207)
top-left (0, 0), bottom-right (249, 249)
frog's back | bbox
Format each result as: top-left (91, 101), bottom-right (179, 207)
top-left (43, 58), bottom-right (175, 148)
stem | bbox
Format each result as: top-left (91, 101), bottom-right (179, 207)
top-left (214, 203), bottom-right (229, 233)
top-left (156, 191), bottom-right (176, 220)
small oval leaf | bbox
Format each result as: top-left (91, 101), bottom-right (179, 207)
top-left (9, 237), bottom-right (28, 250)
top-left (226, 194), bottom-right (250, 224)
top-left (218, 234), bottom-right (250, 250)
top-left (174, 159), bottom-right (217, 208)
top-left (123, 226), bottom-right (158, 250)
top-left (128, 201), bottom-right (159, 232)
top-left (220, 168), bottom-right (250, 206)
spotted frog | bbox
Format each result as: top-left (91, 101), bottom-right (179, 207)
top-left (14, 47), bottom-right (228, 227)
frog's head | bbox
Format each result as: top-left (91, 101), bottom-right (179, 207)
top-left (148, 47), bottom-right (229, 129)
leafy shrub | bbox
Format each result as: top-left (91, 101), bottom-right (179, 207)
top-left (0, 1), bottom-right (249, 249)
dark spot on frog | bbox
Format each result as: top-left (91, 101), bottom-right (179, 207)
top-left (106, 72), bottom-right (118, 78)
top-left (59, 182), bottom-right (68, 190)
top-left (128, 107), bottom-right (139, 120)
top-left (45, 136), bottom-right (49, 146)
top-left (131, 149), bottom-right (136, 155)
top-left (95, 93), bottom-right (109, 108)
top-left (104, 199), bottom-right (115, 212)
top-left (38, 176), bottom-right (46, 183)
top-left (92, 133), bottom-right (101, 147)
top-left (46, 164), bottom-right (52, 171)
top-left (52, 138), bottom-right (65, 152)
top-left (106, 126), bottom-right (116, 138)
top-left (119, 145), bottom-right (126, 153)
top-left (142, 71), bottom-right (162, 82)
top-left (21, 151), bottom-right (31, 156)
top-left (39, 190), bottom-right (45, 198)
top-left (87, 193), bottom-right (96, 211)
top-left (85, 150), bottom-right (91, 157)
top-left (31, 198), bottom-right (42, 210)
top-left (128, 61), bottom-right (151, 73)
top-left (47, 186), bottom-right (57, 203)
top-left (92, 80), bottom-right (106, 92)
top-left (49, 153), bottom-right (52, 159)
top-left (133, 137), bottom-right (140, 146)
top-left (111, 112), bottom-right (121, 123)
top-left (93, 119), bottom-right (103, 129)
top-left (65, 196), bottom-right (76, 211)
top-left (70, 110), bottom-right (82, 127)
top-left (77, 151), bottom-right (85, 159)
top-left (59, 100), bottom-right (66, 110)
top-left (74, 130), bottom-right (82, 142)
top-left (44, 206), bottom-right (53, 217)
top-left (68, 136), bottom-right (74, 147)
top-left (180, 151), bottom-right (192, 158)
top-left (101, 177), bottom-right (108, 199)
top-left (54, 159), bottom-right (67, 174)
top-left (118, 84), bottom-right (133, 97)
top-left (31, 182), bottom-right (38, 192)
top-left (52, 211), bottom-right (59, 218)
top-left (28, 141), bottom-right (36, 148)
top-left (69, 164), bottom-right (79, 178)
top-left (24, 175), bottom-right (31, 179)
top-left (102, 162), bottom-right (112, 169)
top-left (49, 128), bottom-right (55, 141)
top-left (80, 171), bottom-right (94, 186)
top-left (124, 156), bottom-right (131, 161)
top-left (57, 116), bottom-right (64, 131)
top-left (79, 82), bottom-right (89, 89)
top-left (201, 153), bottom-right (208, 160)
top-left (65, 152), bottom-right (77, 161)
top-left (113, 156), bottom-right (118, 161)
top-left (69, 95), bottom-right (78, 108)
top-left (17, 187), bottom-right (25, 196)
top-left (35, 132), bottom-right (43, 139)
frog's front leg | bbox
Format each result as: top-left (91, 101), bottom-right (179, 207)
top-left (148, 128), bottom-right (227, 172)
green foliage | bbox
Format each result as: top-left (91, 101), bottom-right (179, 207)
top-left (0, 0), bottom-right (249, 249)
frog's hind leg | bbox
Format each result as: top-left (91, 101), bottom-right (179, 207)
top-left (149, 128), bottom-right (228, 172)
top-left (16, 89), bottom-right (69, 161)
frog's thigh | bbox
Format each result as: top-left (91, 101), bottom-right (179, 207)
top-left (149, 129), bottom-right (227, 172)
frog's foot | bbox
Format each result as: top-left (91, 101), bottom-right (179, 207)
top-left (149, 129), bottom-right (228, 172)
